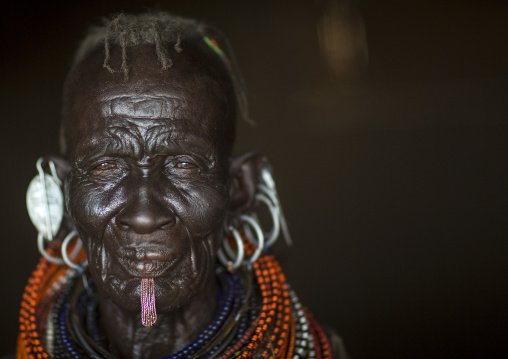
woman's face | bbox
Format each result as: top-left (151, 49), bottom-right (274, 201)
top-left (64, 45), bottom-right (235, 312)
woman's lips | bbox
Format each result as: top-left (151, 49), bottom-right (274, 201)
top-left (118, 248), bottom-right (170, 261)
top-left (118, 252), bottom-right (175, 277)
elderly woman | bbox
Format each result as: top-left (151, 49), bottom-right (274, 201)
top-left (19, 12), bottom-right (348, 359)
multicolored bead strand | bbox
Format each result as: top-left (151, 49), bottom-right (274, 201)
top-left (141, 277), bottom-right (157, 327)
top-left (17, 237), bottom-right (334, 359)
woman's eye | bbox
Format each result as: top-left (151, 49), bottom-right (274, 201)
top-left (172, 160), bottom-right (200, 174)
top-left (90, 162), bottom-right (117, 175)
top-left (175, 161), bottom-right (197, 169)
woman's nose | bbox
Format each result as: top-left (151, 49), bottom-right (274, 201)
top-left (116, 185), bottom-right (175, 234)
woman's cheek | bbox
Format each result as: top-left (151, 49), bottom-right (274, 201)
top-left (68, 178), bottom-right (125, 237)
top-left (177, 182), bottom-right (229, 236)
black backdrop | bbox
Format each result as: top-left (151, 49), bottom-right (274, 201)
top-left (1, 1), bottom-right (507, 358)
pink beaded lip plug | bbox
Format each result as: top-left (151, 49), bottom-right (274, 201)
top-left (140, 277), bottom-right (157, 327)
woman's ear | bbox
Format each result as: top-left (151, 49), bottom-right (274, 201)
top-left (42, 154), bottom-right (71, 183)
top-left (228, 151), bottom-right (268, 216)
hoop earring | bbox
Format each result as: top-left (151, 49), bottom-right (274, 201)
top-left (61, 230), bottom-right (87, 269)
top-left (258, 168), bottom-right (293, 247)
top-left (37, 232), bottom-right (64, 265)
top-left (218, 214), bottom-right (265, 270)
top-left (254, 193), bottom-right (280, 248)
top-left (239, 214), bottom-right (264, 264)
top-left (217, 226), bottom-right (245, 271)
top-left (218, 168), bottom-right (290, 269)
top-left (37, 230), bottom-right (84, 268)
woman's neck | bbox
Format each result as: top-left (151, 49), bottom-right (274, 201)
top-left (97, 277), bottom-right (218, 359)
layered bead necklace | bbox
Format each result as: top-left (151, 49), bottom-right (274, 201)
top-left (17, 244), bottom-right (332, 359)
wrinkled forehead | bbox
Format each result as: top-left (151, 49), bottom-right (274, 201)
top-left (62, 43), bottom-right (236, 157)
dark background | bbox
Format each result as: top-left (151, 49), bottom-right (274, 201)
top-left (1, 1), bottom-right (507, 357)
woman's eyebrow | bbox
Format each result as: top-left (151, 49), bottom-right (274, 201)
top-left (74, 131), bottom-right (141, 165)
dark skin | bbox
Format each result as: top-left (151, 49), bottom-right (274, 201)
top-left (49, 42), bottom-right (266, 358)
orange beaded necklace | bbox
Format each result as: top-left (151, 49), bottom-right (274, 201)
top-left (17, 242), bottom-right (332, 359)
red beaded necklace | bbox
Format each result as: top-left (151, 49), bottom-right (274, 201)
top-left (17, 243), bottom-right (332, 359)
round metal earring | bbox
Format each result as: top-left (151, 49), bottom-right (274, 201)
top-left (239, 214), bottom-right (264, 264)
top-left (254, 193), bottom-right (280, 248)
top-left (37, 230), bottom-right (84, 267)
top-left (61, 230), bottom-right (87, 269)
top-left (258, 168), bottom-right (293, 246)
top-left (37, 232), bottom-right (64, 265)
top-left (217, 226), bottom-right (245, 271)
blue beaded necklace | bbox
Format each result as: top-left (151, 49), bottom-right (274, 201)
top-left (20, 250), bottom-right (333, 359)
top-left (51, 267), bottom-right (256, 359)
top-left (52, 275), bottom-right (81, 358)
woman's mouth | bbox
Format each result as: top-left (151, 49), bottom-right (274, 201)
top-left (118, 251), bottom-right (175, 277)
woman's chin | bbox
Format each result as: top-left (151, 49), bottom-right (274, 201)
top-left (93, 267), bottom-right (211, 313)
